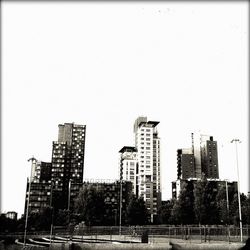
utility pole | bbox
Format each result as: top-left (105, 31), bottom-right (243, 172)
top-left (24, 156), bottom-right (37, 247)
top-left (225, 179), bottom-right (230, 242)
top-left (68, 179), bottom-right (72, 240)
top-left (231, 139), bottom-right (243, 242)
top-left (119, 180), bottom-right (122, 235)
top-left (49, 181), bottom-right (54, 245)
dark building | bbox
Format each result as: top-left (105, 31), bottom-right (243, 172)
top-left (25, 179), bottom-right (52, 214)
top-left (32, 161), bottom-right (52, 182)
top-left (176, 133), bottom-right (219, 182)
top-left (25, 123), bottom-right (86, 215)
top-left (177, 148), bottom-right (195, 179)
top-left (25, 160), bottom-right (52, 214)
top-left (51, 123), bottom-right (86, 210)
top-left (200, 136), bottom-right (219, 179)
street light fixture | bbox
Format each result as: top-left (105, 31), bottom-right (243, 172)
top-left (224, 179), bottom-right (230, 242)
top-left (231, 139), bottom-right (243, 242)
top-left (24, 156), bottom-right (37, 247)
top-left (119, 180), bottom-right (122, 236)
top-left (49, 181), bottom-right (55, 245)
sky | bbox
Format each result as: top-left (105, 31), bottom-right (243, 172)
top-left (1, 1), bottom-right (249, 218)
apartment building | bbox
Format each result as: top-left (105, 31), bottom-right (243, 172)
top-left (119, 117), bottom-right (161, 223)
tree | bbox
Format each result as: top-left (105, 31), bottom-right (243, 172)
top-left (27, 207), bottom-right (53, 231)
top-left (0, 214), bottom-right (18, 233)
top-left (74, 185), bottom-right (105, 226)
top-left (216, 184), bottom-right (229, 225)
top-left (171, 181), bottom-right (195, 225)
top-left (230, 193), bottom-right (250, 226)
top-left (242, 194), bottom-right (250, 225)
top-left (158, 199), bottom-right (174, 224)
top-left (194, 177), bottom-right (219, 225)
top-left (54, 209), bottom-right (69, 226)
top-left (126, 194), bottom-right (148, 225)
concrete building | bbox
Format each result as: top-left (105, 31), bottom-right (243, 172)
top-left (51, 123), bottom-right (86, 210)
top-left (134, 117), bottom-right (161, 223)
top-left (119, 117), bottom-right (161, 223)
top-left (25, 180), bottom-right (52, 214)
top-left (32, 161), bottom-right (52, 183)
top-left (177, 133), bottom-right (219, 181)
top-left (25, 122), bottom-right (86, 214)
top-left (200, 135), bottom-right (219, 179)
top-left (173, 133), bottom-right (220, 200)
top-left (5, 211), bottom-right (18, 220)
top-left (177, 148), bottom-right (195, 179)
top-left (119, 146), bottom-right (138, 196)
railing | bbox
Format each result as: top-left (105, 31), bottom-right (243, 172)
top-left (1, 225), bottom-right (249, 243)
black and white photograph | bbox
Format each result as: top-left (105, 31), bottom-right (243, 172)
top-left (1, 1), bottom-right (249, 249)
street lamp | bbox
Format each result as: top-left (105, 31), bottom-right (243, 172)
top-left (231, 139), bottom-right (243, 242)
top-left (24, 156), bottom-right (37, 247)
top-left (49, 181), bottom-right (55, 245)
top-left (224, 179), bottom-right (230, 242)
top-left (119, 180), bottom-right (122, 236)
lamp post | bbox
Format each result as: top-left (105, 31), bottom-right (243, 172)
top-left (49, 181), bottom-right (54, 245)
top-left (24, 156), bottom-right (37, 247)
top-left (119, 180), bottom-right (123, 236)
top-left (231, 139), bottom-right (243, 242)
top-left (225, 179), bottom-right (230, 242)
top-left (67, 179), bottom-right (72, 241)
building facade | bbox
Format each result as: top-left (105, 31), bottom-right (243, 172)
top-left (51, 123), bottom-right (86, 210)
top-left (25, 122), bottom-right (86, 215)
top-left (25, 160), bottom-right (52, 214)
top-left (119, 146), bottom-right (138, 196)
top-left (119, 117), bottom-right (161, 223)
top-left (177, 148), bottom-right (195, 179)
top-left (200, 135), bottom-right (219, 179)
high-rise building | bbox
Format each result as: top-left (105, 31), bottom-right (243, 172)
top-left (200, 135), bottom-right (219, 179)
top-left (119, 117), bottom-right (161, 223)
top-left (178, 133), bottom-right (219, 180)
top-left (119, 146), bottom-right (138, 196)
top-left (177, 148), bottom-right (195, 179)
top-left (25, 122), bottom-right (86, 215)
top-left (25, 160), bottom-right (52, 214)
top-left (31, 161), bottom-right (52, 182)
top-left (51, 123), bottom-right (86, 210)
top-left (173, 133), bottom-right (220, 199)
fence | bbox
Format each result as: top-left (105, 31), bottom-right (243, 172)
top-left (69, 225), bottom-right (250, 243)
top-left (1, 225), bottom-right (249, 244)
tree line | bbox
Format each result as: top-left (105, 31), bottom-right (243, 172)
top-left (1, 179), bottom-right (250, 232)
top-left (158, 177), bottom-right (250, 225)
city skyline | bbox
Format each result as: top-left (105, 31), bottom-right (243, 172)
top-left (2, 2), bottom-right (248, 217)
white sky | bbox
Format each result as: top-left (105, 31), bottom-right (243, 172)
top-left (2, 2), bottom-right (249, 218)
